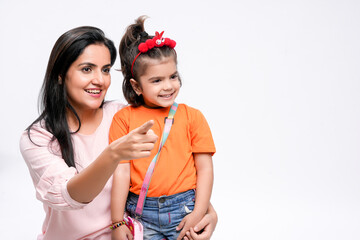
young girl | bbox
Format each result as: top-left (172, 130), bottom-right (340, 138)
top-left (109, 16), bottom-right (216, 240)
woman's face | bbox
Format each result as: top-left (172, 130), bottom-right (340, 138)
top-left (64, 44), bottom-right (112, 113)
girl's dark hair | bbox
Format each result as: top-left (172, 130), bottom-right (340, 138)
top-left (119, 16), bottom-right (180, 106)
top-left (27, 26), bottom-right (116, 168)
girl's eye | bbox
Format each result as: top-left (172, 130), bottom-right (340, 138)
top-left (152, 79), bottom-right (161, 83)
top-left (171, 74), bottom-right (178, 79)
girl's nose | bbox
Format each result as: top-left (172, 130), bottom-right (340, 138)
top-left (163, 79), bottom-right (173, 90)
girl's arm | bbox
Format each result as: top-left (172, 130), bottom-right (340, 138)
top-left (111, 163), bottom-right (133, 240)
top-left (176, 153), bottom-right (214, 240)
top-left (193, 153), bottom-right (214, 216)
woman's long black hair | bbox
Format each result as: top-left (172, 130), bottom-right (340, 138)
top-left (27, 26), bottom-right (117, 168)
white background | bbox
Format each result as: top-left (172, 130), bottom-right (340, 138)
top-left (1, 0), bottom-right (360, 239)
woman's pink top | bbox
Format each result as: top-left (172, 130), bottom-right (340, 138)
top-left (19, 101), bottom-right (124, 240)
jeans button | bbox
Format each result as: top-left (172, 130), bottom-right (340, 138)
top-left (159, 198), bottom-right (165, 203)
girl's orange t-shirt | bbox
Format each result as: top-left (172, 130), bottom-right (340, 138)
top-left (109, 104), bottom-right (216, 197)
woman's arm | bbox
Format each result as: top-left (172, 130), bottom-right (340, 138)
top-left (185, 203), bottom-right (218, 240)
top-left (67, 121), bottom-right (157, 203)
top-left (177, 203), bottom-right (218, 240)
top-left (20, 120), bottom-right (156, 209)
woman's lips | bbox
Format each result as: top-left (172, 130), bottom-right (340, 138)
top-left (85, 89), bottom-right (101, 94)
top-left (85, 89), bottom-right (103, 98)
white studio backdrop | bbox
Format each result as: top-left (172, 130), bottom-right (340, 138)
top-left (1, 0), bottom-right (360, 239)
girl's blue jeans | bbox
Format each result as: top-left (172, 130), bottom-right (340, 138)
top-left (126, 189), bottom-right (195, 240)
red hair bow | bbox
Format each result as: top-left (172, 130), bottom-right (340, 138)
top-left (131, 31), bottom-right (176, 77)
top-left (138, 31), bottom-right (176, 53)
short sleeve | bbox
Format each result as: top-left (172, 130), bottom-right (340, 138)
top-left (19, 125), bottom-right (87, 210)
top-left (109, 107), bottom-right (131, 144)
top-left (109, 108), bottom-right (131, 164)
top-left (189, 108), bottom-right (216, 155)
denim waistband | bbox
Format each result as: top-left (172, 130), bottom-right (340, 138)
top-left (128, 189), bottom-right (195, 207)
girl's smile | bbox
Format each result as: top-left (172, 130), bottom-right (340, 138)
top-left (131, 56), bottom-right (180, 108)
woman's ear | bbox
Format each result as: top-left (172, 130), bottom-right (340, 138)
top-left (130, 79), bottom-right (142, 96)
top-left (58, 76), bottom-right (63, 85)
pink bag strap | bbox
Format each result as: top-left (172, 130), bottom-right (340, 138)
top-left (135, 103), bottom-right (178, 217)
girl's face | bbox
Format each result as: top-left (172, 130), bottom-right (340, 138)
top-left (64, 44), bottom-right (112, 113)
top-left (132, 57), bottom-right (180, 108)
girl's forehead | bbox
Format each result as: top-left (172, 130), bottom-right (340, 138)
top-left (140, 57), bottom-right (177, 77)
top-left (141, 56), bottom-right (176, 66)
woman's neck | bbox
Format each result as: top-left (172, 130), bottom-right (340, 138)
top-left (67, 107), bottom-right (103, 135)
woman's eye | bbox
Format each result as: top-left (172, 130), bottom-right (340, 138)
top-left (171, 74), bottom-right (178, 79)
top-left (103, 68), bottom-right (111, 74)
top-left (82, 67), bottom-right (91, 72)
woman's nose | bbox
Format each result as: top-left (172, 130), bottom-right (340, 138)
top-left (92, 70), bottom-right (104, 85)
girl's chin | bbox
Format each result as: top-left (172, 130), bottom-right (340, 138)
top-left (144, 101), bottom-right (175, 108)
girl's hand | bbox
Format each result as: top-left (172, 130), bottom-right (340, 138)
top-left (109, 120), bottom-right (158, 161)
top-left (176, 211), bottom-right (203, 240)
top-left (111, 225), bottom-right (133, 240)
top-left (180, 207), bottom-right (218, 240)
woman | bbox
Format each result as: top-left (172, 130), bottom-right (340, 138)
top-left (20, 26), bottom-right (217, 240)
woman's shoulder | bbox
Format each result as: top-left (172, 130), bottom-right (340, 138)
top-left (19, 121), bottom-right (54, 152)
top-left (20, 121), bottom-right (52, 138)
top-left (102, 100), bottom-right (128, 120)
top-left (112, 104), bottom-right (135, 117)
top-left (103, 100), bottom-right (127, 113)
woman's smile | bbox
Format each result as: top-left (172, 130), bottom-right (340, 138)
top-left (85, 88), bottom-right (102, 96)
top-left (65, 44), bottom-right (112, 112)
